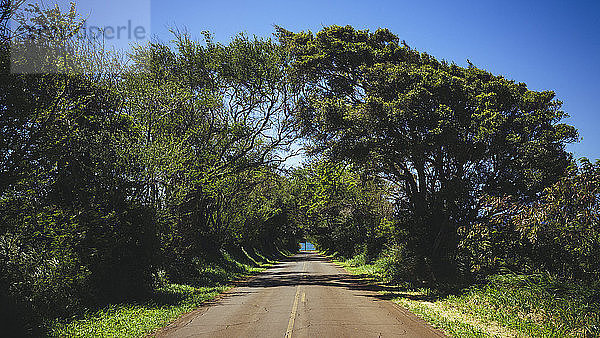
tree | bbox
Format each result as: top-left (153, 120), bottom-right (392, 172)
top-left (278, 25), bottom-right (578, 280)
top-left (0, 3), bottom-right (159, 334)
top-left (1, 2), bottom-right (300, 333)
top-left (122, 30), bottom-right (302, 280)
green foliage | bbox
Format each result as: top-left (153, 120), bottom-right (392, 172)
top-left (50, 248), bottom-right (273, 337)
top-left (279, 25), bottom-right (578, 280)
top-left (2, 4), bottom-right (598, 335)
top-left (461, 274), bottom-right (600, 336)
top-left (459, 159), bottom-right (600, 283)
top-left (374, 244), bottom-right (421, 283)
top-left (1, 4), bottom-right (157, 335)
top-left (122, 30), bottom-right (301, 282)
top-left (297, 24), bottom-right (598, 336)
top-left (339, 253), bottom-right (600, 337)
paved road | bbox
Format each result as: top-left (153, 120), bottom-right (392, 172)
top-left (156, 252), bottom-right (445, 337)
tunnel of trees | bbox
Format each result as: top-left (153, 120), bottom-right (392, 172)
top-left (1, 2), bottom-right (598, 335)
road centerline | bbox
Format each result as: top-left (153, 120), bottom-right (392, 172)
top-left (284, 261), bottom-right (307, 337)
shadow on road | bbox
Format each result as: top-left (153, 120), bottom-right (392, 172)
top-left (233, 253), bottom-right (449, 304)
top-left (234, 253), bottom-right (384, 294)
top-left (280, 253), bottom-right (326, 262)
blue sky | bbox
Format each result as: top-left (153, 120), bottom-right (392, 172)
top-left (148, 0), bottom-right (600, 161)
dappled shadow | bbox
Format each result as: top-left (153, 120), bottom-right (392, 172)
top-left (363, 281), bottom-right (466, 303)
top-left (280, 253), bottom-right (329, 262)
top-left (233, 254), bottom-right (385, 296)
top-left (234, 253), bottom-right (460, 304)
top-left (363, 287), bottom-right (447, 302)
top-left (150, 289), bottom-right (192, 306)
top-left (242, 272), bottom-right (355, 288)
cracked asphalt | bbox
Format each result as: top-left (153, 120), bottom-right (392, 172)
top-left (154, 252), bottom-right (446, 338)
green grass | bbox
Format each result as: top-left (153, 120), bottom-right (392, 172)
top-left (336, 256), bottom-right (383, 277)
top-left (332, 253), bottom-right (600, 337)
top-left (48, 250), bottom-right (279, 337)
top-left (49, 284), bottom-right (229, 337)
top-left (439, 274), bottom-right (600, 337)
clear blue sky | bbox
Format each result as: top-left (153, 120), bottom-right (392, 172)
top-left (147, 0), bottom-right (600, 160)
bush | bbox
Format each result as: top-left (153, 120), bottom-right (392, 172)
top-left (345, 251), bottom-right (367, 267)
top-left (0, 207), bottom-right (90, 335)
top-left (375, 244), bottom-right (419, 283)
top-left (458, 159), bottom-right (600, 283)
top-left (79, 205), bottom-right (157, 303)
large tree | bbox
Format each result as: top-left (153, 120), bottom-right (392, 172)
top-left (278, 25), bottom-right (578, 280)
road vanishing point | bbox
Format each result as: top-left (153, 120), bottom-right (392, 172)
top-left (155, 252), bottom-right (446, 337)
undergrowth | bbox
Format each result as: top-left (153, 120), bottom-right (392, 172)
top-left (332, 252), bottom-right (600, 337)
top-left (48, 248), bottom-right (282, 337)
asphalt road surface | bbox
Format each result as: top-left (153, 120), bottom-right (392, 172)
top-left (155, 252), bottom-right (446, 338)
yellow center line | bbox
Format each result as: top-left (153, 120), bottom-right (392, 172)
top-left (285, 261), bottom-right (307, 338)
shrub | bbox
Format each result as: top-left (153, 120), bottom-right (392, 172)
top-left (458, 159), bottom-right (600, 283)
top-left (375, 244), bottom-right (419, 283)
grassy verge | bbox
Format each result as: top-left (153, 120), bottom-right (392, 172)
top-left (330, 253), bottom-right (600, 337)
top-left (48, 249), bottom-right (283, 337)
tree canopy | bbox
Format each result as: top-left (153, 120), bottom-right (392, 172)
top-left (278, 25), bottom-right (578, 278)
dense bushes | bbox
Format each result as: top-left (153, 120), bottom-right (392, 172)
top-left (302, 159), bottom-right (600, 286)
top-left (318, 159), bottom-right (600, 287)
top-left (459, 159), bottom-right (600, 283)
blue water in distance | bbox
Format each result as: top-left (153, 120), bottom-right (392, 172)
top-left (299, 242), bottom-right (315, 251)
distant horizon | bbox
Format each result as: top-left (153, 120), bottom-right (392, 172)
top-left (300, 242), bottom-right (316, 251)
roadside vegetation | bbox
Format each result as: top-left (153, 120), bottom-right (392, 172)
top-left (2, 2), bottom-right (599, 337)
top-left (50, 249), bottom-right (279, 337)
top-left (334, 253), bottom-right (600, 337)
